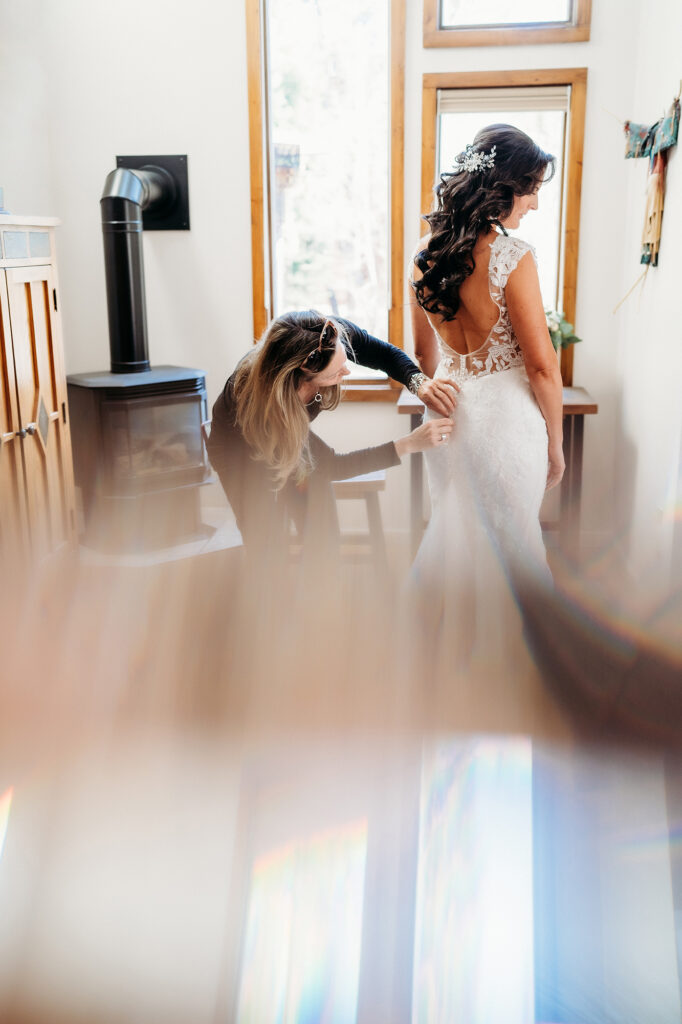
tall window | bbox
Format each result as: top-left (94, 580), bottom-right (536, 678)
top-left (247, 0), bottom-right (405, 388)
top-left (267, 0), bottom-right (388, 338)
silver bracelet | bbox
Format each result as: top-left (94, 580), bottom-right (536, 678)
top-left (408, 372), bottom-right (429, 395)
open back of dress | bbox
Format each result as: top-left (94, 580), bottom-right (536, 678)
top-left (431, 233), bottom-right (534, 384)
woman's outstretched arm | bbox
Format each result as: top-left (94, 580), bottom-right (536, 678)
top-left (335, 317), bottom-right (457, 416)
top-left (309, 417), bottom-right (453, 482)
top-left (335, 316), bottom-right (418, 386)
top-left (505, 251), bottom-right (565, 489)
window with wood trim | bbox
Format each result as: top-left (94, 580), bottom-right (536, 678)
top-left (419, 69), bottom-right (587, 384)
top-left (246, 0), bottom-right (405, 399)
top-left (423, 0), bottom-right (591, 47)
top-left (438, 86), bottom-right (568, 310)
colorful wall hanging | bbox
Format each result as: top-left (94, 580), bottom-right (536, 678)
top-left (624, 96), bottom-right (680, 266)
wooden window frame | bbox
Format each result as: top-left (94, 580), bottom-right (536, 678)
top-left (245, 0), bottom-right (406, 403)
top-left (423, 0), bottom-right (591, 47)
top-left (420, 68), bottom-right (587, 384)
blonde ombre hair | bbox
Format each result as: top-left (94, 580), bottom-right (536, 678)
top-left (233, 311), bottom-right (346, 488)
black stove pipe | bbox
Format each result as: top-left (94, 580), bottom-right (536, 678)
top-left (100, 166), bottom-right (175, 373)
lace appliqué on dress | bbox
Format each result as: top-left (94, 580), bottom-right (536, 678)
top-left (436, 234), bottom-right (536, 387)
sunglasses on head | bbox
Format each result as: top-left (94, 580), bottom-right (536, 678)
top-left (301, 319), bottom-right (335, 372)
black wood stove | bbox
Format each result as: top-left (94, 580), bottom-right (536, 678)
top-left (67, 157), bottom-right (212, 551)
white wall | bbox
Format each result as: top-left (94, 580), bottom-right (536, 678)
top-left (2, 0), bottom-right (680, 566)
top-left (613, 2), bottom-right (682, 601)
top-left (1, 0), bottom-right (253, 407)
top-left (0, 1), bottom-right (54, 214)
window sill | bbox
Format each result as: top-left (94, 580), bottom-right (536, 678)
top-left (341, 382), bottom-right (401, 403)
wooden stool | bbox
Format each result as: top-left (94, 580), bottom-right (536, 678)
top-left (332, 470), bottom-right (388, 570)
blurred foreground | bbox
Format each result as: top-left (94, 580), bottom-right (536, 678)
top-left (0, 539), bottom-right (680, 1023)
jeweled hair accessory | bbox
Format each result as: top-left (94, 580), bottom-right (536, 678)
top-left (452, 143), bottom-right (496, 174)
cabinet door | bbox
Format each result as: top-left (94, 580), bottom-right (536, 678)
top-left (0, 272), bottom-right (30, 568)
top-left (5, 266), bottom-right (76, 560)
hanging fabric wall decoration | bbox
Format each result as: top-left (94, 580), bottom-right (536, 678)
top-left (623, 95), bottom-right (680, 266)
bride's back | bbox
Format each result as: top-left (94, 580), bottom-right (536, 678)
top-left (416, 229), bottom-right (501, 357)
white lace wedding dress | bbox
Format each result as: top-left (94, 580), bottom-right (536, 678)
top-left (411, 233), bottom-right (553, 668)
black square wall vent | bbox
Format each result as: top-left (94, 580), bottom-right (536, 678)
top-left (116, 154), bottom-right (190, 230)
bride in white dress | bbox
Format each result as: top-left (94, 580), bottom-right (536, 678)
top-left (409, 124), bottom-right (565, 668)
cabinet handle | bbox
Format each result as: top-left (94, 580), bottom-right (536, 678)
top-left (25, 423), bottom-right (36, 436)
top-left (16, 428), bottom-right (27, 439)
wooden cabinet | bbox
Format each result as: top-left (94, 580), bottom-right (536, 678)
top-left (0, 217), bottom-right (76, 567)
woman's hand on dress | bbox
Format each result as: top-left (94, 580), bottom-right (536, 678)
top-left (417, 378), bottom-right (459, 416)
top-left (546, 444), bottom-right (565, 490)
top-left (395, 418), bottom-right (453, 457)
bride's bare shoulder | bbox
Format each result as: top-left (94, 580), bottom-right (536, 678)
top-left (410, 234), bottom-right (432, 282)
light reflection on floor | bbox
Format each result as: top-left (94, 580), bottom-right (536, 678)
top-left (413, 738), bottom-right (534, 1024)
top-left (0, 734), bottom-right (680, 1023)
top-left (0, 788), bottom-right (12, 864)
top-left (237, 819), bottom-right (367, 1024)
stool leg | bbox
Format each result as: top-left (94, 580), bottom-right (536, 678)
top-left (365, 492), bottom-right (388, 573)
top-left (560, 414), bottom-right (584, 563)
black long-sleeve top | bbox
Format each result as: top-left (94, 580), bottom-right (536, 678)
top-left (207, 319), bottom-right (422, 557)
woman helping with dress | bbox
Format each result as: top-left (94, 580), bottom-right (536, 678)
top-left (207, 310), bottom-right (457, 566)
top-left (409, 124), bottom-right (564, 665)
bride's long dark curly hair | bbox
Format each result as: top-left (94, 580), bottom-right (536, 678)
top-left (413, 124), bottom-right (556, 321)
